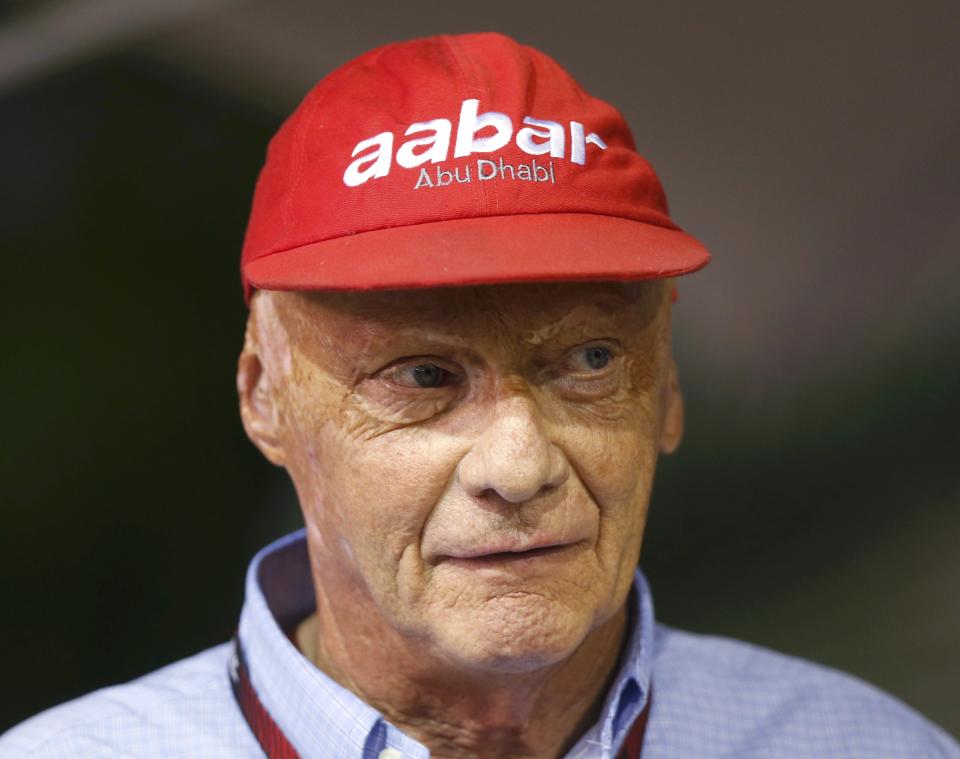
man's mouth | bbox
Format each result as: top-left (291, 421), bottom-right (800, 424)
top-left (441, 540), bottom-right (580, 565)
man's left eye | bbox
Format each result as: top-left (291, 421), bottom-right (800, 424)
top-left (567, 345), bottom-right (614, 372)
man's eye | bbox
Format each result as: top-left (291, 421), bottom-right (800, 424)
top-left (567, 345), bottom-right (614, 372)
top-left (391, 363), bottom-right (454, 388)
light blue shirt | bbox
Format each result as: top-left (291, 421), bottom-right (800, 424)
top-left (2, 529), bottom-right (957, 758)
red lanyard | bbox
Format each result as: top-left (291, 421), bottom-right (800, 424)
top-left (231, 639), bottom-right (298, 759)
top-left (231, 638), bottom-right (650, 758)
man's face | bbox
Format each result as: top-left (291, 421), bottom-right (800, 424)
top-left (241, 281), bottom-right (681, 675)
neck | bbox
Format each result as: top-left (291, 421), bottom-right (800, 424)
top-left (297, 589), bottom-right (629, 759)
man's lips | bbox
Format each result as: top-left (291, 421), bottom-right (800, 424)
top-left (440, 538), bottom-right (580, 562)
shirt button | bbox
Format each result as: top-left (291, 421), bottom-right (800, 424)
top-left (379, 750), bottom-right (403, 759)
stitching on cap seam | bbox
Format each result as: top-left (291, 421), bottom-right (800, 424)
top-left (281, 63), bottom-right (354, 239)
top-left (441, 35), bottom-right (490, 215)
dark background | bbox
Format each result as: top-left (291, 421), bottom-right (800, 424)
top-left (2, 0), bottom-right (958, 737)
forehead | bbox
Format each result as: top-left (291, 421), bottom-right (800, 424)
top-left (273, 281), bottom-right (664, 342)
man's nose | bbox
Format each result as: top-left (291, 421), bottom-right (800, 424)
top-left (457, 394), bottom-right (569, 504)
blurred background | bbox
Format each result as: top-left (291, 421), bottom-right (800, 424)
top-left (1, 0), bottom-right (958, 738)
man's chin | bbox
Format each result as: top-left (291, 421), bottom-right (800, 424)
top-left (428, 596), bottom-right (595, 676)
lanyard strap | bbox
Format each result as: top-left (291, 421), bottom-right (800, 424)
top-left (230, 638), bottom-right (650, 759)
top-left (230, 638), bottom-right (299, 759)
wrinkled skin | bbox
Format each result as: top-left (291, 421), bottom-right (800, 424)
top-left (237, 281), bottom-right (683, 759)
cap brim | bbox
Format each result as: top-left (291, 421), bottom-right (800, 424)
top-left (243, 212), bottom-right (710, 301)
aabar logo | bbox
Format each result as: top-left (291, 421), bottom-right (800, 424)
top-left (342, 98), bottom-right (607, 188)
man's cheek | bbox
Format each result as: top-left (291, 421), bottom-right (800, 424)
top-left (583, 442), bottom-right (653, 559)
top-left (351, 428), bottom-right (467, 498)
top-left (333, 438), bottom-right (456, 549)
top-left (574, 428), bottom-right (649, 497)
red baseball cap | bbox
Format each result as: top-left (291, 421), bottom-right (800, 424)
top-left (240, 32), bottom-right (710, 303)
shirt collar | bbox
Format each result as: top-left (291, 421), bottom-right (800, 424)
top-left (237, 529), bottom-right (655, 758)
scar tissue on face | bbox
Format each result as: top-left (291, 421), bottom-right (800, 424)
top-left (521, 304), bottom-right (622, 346)
top-left (521, 286), bottom-right (664, 350)
top-left (253, 291), bottom-right (294, 382)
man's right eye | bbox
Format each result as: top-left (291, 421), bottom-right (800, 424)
top-left (382, 361), bottom-right (457, 389)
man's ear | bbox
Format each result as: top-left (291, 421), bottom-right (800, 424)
top-left (659, 357), bottom-right (684, 455)
top-left (237, 309), bottom-right (286, 467)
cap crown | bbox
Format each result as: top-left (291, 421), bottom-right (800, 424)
top-left (241, 32), bottom-right (676, 295)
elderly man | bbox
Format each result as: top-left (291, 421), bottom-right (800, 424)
top-left (2, 32), bottom-right (957, 759)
